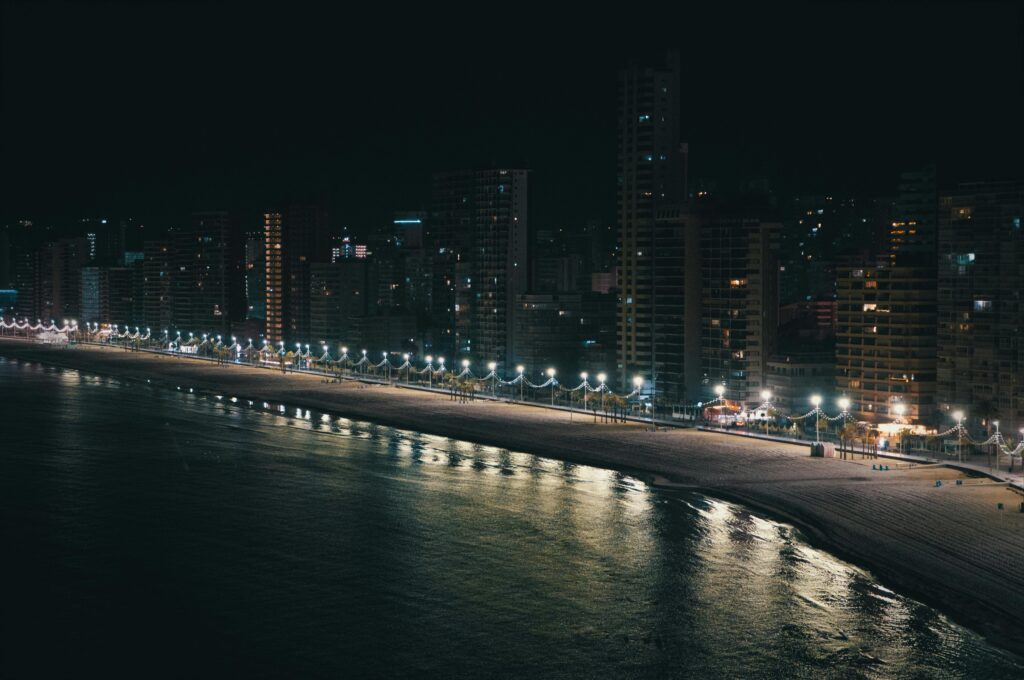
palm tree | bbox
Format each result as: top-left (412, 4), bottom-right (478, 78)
top-left (839, 422), bottom-right (858, 460)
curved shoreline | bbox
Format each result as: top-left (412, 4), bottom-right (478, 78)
top-left (3, 339), bottom-right (1023, 658)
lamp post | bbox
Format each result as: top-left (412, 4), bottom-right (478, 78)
top-left (633, 376), bottom-right (648, 427)
top-left (597, 373), bottom-right (607, 416)
top-left (761, 389), bottom-right (772, 435)
top-left (488, 362), bottom-right (497, 395)
top-left (952, 410), bottom-right (965, 462)
top-left (581, 372), bottom-right (589, 414)
top-left (517, 365), bottom-right (524, 402)
top-left (811, 394), bottom-right (823, 443)
top-left (384, 352), bottom-right (391, 383)
top-left (403, 353), bottom-right (410, 384)
top-left (992, 420), bottom-right (1000, 470)
top-left (709, 384), bottom-right (725, 426)
top-left (425, 355), bottom-right (433, 388)
top-left (547, 368), bottom-right (556, 406)
top-left (893, 403), bottom-right (906, 454)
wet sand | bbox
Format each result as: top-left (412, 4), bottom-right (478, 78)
top-left (3, 339), bottom-right (1023, 657)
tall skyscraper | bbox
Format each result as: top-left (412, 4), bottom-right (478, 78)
top-left (937, 181), bottom-right (1024, 431)
top-left (616, 51), bottom-right (689, 392)
top-left (700, 213), bottom-right (780, 403)
top-left (173, 211), bottom-right (243, 335)
top-left (51, 237), bottom-right (89, 322)
top-left (143, 240), bottom-right (174, 332)
top-left (889, 165), bottom-right (938, 265)
top-left (244, 231), bottom-right (265, 320)
top-left (309, 260), bottom-right (372, 347)
top-left (835, 168), bottom-right (939, 426)
top-left (835, 264), bottom-right (937, 424)
top-left (263, 205), bottom-right (329, 344)
top-left (429, 169), bottom-right (528, 369)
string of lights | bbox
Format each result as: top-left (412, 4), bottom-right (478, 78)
top-left (3, 316), bottom-right (1022, 458)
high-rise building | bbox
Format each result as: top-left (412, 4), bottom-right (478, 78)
top-left (263, 205), bottom-right (329, 344)
top-left (430, 169), bottom-right (528, 369)
top-left (514, 293), bottom-right (583, 375)
top-left (616, 51), bottom-right (688, 393)
top-left (641, 206), bottom-right (701, 403)
top-left (264, 211), bottom-right (284, 342)
top-left (309, 260), bottom-right (372, 346)
top-left (107, 267), bottom-right (135, 326)
top-left (244, 231), bottom-right (265, 320)
top-left (80, 266), bottom-right (107, 324)
top-left (173, 212), bottom-right (243, 335)
top-left (937, 181), bottom-right (1024, 431)
top-left (51, 237), bottom-right (89, 322)
top-left (700, 215), bottom-right (780, 404)
top-left (143, 240), bottom-right (173, 332)
top-left (835, 264), bottom-right (937, 424)
top-left (889, 166), bottom-right (937, 266)
top-left (834, 169), bottom-right (940, 426)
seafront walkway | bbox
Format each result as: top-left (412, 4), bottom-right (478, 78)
top-left (75, 339), bottom-right (1024, 491)
top-left (699, 426), bottom-right (1024, 491)
top-left (11, 335), bottom-right (1024, 492)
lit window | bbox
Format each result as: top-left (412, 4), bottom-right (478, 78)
top-left (973, 300), bottom-right (992, 312)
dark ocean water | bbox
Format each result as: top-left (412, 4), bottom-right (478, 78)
top-left (1, 356), bottom-right (1021, 679)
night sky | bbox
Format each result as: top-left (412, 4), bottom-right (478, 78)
top-left (2, 2), bottom-right (1022, 232)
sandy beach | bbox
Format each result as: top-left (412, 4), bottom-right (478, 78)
top-left (4, 338), bottom-right (1023, 656)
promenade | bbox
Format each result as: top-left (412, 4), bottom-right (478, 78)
top-left (3, 337), bottom-right (1024, 657)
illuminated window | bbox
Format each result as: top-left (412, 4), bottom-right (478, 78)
top-left (973, 300), bottom-right (992, 312)
top-left (863, 303), bottom-right (877, 311)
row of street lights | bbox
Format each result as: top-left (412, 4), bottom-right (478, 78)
top-left (61, 322), bottom-right (1024, 450)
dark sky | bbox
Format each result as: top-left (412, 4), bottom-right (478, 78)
top-left (2, 2), bottom-right (1022, 232)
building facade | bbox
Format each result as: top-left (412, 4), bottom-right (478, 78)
top-left (937, 182), bottom-right (1024, 431)
top-left (700, 215), bottom-right (780, 405)
top-left (173, 211), bottom-right (242, 335)
top-left (616, 51), bottom-right (688, 393)
top-left (430, 169), bottom-right (528, 370)
top-left (835, 265), bottom-right (937, 424)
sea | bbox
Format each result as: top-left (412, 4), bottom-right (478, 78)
top-left (1, 355), bottom-right (1021, 678)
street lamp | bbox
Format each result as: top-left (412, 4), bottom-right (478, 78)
top-left (581, 372), bottom-right (589, 413)
top-left (597, 372), bottom-right (607, 414)
top-left (403, 353), bottom-right (410, 383)
top-left (488, 361), bottom-right (497, 395)
top-left (384, 352), bottom-right (391, 382)
top-left (425, 355), bottom-right (433, 389)
top-left (634, 376), bottom-right (650, 427)
top-left (950, 409), bottom-right (966, 462)
top-left (893, 403), bottom-right (907, 453)
top-left (547, 367), bottom-right (556, 406)
top-left (517, 365), bottom-right (525, 402)
top-left (811, 394), bottom-right (823, 443)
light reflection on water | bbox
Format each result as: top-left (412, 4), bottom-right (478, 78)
top-left (1, 355), bottom-right (1021, 679)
